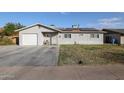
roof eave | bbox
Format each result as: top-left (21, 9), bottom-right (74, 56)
top-left (15, 23), bottom-right (62, 32)
top-left (60, 31), bottom-right (105, 33)
top-left (102, 29), bottom-right (124, 34)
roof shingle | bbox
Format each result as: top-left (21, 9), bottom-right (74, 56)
top-left (58, 28), bottom-right (99, 31)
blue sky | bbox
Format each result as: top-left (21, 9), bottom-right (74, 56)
top-left (0, 12), bottom-right (124, 28)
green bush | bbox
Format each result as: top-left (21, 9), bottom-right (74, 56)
top-left (0, 38), bottom-right (14, 45)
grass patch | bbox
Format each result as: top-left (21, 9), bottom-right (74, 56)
top-left (58, 45), bottom-right (124, 65)
top-left (0, 37), bottom-right (15, 45)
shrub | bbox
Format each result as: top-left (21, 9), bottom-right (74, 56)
top-left (0, 37), bottom-right (14, 45)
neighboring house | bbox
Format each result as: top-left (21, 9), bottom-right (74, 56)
top-left (15, 23), bottom-right (105, 46)
top-left (103, 29), bottom-right (124, 44)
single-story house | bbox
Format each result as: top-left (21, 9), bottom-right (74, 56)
top-left (103, 29), bottom-right (124, 44)
top-left (15, 23), bottom-right (105, 46)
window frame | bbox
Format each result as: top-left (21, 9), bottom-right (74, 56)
top-left (90, 34), bottom-right (99, 38)
top-left (64, 33), bottom-right (71, 38)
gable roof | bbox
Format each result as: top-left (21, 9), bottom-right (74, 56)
top-left (15, 23), bottom-right (62, 32)
top-left (15, 23), bottom-right (105, 33)
top-left (103, 29), bottom-right (124, 34)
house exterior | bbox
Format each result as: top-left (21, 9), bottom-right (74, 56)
top-left (58, 28), bottom-right (104, 44)
top-left (15, 23), bottom-right (105, 46)
top-left (103, 29), bottom-right (124, 44)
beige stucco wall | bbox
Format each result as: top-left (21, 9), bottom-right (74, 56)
top-left (19, 25), bottom-right (58, 46)
top-left (19, 26), bottom-right (44, 46)
top-left (58, 33), bottom-right (103, 44)
top-left (19, 25), bottom-right (104, 45)
top-left (121, 36), bottom-right (124, 44)
top-left (51, 33), bottom-right (58, 45)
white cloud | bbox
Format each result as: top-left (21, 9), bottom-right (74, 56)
top-left (60, 12), bottom-right (69, 15)
top-left (98, 17), bottom-right (121, 22)
top-left (98, 17), bottom-right (122, 26)
top-left (87, 17), bottom-right (124, 28)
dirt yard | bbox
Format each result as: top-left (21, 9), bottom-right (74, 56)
top-left (59, 45), bottom-right (124, 65)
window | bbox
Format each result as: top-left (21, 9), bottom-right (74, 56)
top-left (64, 34), bottom-right (71, 38)
top-left (90, 34), bottom-right (99, 38)
top-left (97, 34), bottom-right (99, 38)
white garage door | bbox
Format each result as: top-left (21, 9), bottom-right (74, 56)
top-left (22, 34), bottom-right (38, 45)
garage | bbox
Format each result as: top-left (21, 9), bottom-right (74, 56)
top-left (22, 34), bottom-right (38, 45)
top-left (15, 23), bottom-right (61, 46)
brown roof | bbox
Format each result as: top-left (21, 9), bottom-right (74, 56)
top-left (103, 29), bottom-right (124, 34)
top-left (59, 28), bottom-right (99, 31)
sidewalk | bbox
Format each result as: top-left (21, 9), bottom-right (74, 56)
top-left (0, 64), bottom-right (124, 80)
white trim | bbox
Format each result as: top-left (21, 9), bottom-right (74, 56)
top-left (15, 23), bottom-right (62, 32)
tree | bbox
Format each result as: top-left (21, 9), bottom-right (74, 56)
top-left (3, 23), bottom-right (16, 36)
top-left (3, 22), bottom-right (25, 36)
top-left (15, 23), bottom-right (25, 29)
top-left (0, 28), bottom-right (4, 38)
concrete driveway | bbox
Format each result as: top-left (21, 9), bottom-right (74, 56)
top-left (0, 46), bottom-right (59, 66)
